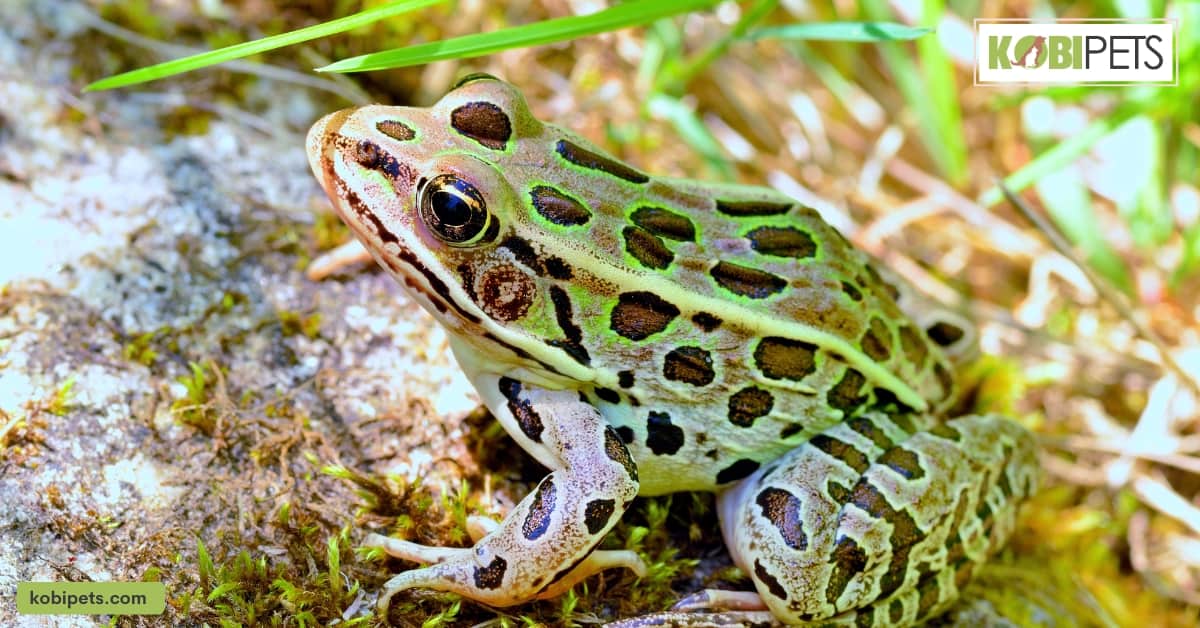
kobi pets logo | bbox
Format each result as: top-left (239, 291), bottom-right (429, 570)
top-left (975, 19), bottom-right (1178, 85)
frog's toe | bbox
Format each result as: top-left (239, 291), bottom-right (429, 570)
top-left (465, 514), bottom-right (500, 542)
top-left (671, 589), bottom-right (767, 612)
top-left (534, 549), bottom-right (648, 600)
top-left (363, 533), bottom-right (472, 564)
top-left (376, 561), bottom-right (478, 610)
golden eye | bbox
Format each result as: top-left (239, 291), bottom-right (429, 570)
top-left (419, 174), bottom-right (490, 245)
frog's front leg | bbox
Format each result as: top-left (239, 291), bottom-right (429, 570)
top-left (367, 381), bottom-right (645, 609)
top-left (715, 413), bottom-right (1037, 626)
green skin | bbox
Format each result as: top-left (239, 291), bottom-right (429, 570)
top-left (306, 75), bottom-right (1038, 625)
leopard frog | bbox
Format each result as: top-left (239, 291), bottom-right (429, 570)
top-left (306, 75), bottom-right (1037, 626)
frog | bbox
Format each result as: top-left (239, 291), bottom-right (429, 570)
top-left (304, 74), bottom-right (1038, 626)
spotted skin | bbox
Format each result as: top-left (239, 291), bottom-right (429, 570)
top-left (306, 76), bottom-right (1038, 625)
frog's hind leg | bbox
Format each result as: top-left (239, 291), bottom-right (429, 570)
top-left (714, 413), bottom-right (1037, 626)
top-left (367, 383), bottom-right (645, 609)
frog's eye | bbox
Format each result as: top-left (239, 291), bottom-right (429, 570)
top-left (419, 174), bottom-right (491, 245)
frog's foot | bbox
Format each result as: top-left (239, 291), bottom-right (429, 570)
top-left (372, 383), bottom-right (642, 609)
top-left (306, 239), bottom-right (371, 280)
top-left (368, 534), bottom-right (646, 608)
top-left (716, 413), bottom-right (1037, 627)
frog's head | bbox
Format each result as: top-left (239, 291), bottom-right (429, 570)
top-left (306, 75), bottom-right (552, 334)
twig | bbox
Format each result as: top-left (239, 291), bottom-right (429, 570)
top-left (998, 182), bottom-right (1199, 397)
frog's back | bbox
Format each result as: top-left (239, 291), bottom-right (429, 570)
top-left (500, 149), bottom-right (959, 484)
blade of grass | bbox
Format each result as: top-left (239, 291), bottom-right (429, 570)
top-left (860, 0), bottom-right (960, 182)
top-left (1034, 165), bottom-right (1132, 292)
top-left (647, 94), bottom-right (735, 181)
top-left (656, 0), bottom-right (779, 94)
top-left (978, 101), bottom-right (1143, 207)
top-left (742, 21), bottom-right (932, 42)
top-left (85, 0), bottom-right (447, 91)
top-left (914, 0), bottom-right (966, 185)
top-left (318, 0), bottom-right (719, 73)
top-left (786, 41), bottom-right (885, 129)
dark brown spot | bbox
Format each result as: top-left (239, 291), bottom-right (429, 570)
top-left (663, 346), bottom-right (715, 387)
top-left (376, 119), bottom-right (415, 141)
top-left (522, 478), bottom-right (556, 540)
top-left (873, 392), bottom-right (917, 421)
top-left (780, 423), bottom-right (805, 439)
top-left (594, 387), bottom-right (620, 404)
top-left (746, 226), bottom-right (817, 259)
top-left (926, 321), bottom-right (966, 347)
top-left (810, 435), bottom-right (869, 474)
top-left (879, 447), bottom-right (925, 480)
top-left (543, 256), bottom-right (573, 280)
top-left (861, 318), bottom-right (892, 362)
top-left (849, 479), bottom-right (923, 598)
top-left (898, 325), bottom-right (929, 368)
top-left (556, 139), bottom-right (649, 184)
top-left (691, 312), bottom-right (722, 332)
top-left (862, 264), bottom-right (901, 301)
top-left (716, 198), bottom-right (793, 217)
top-left (889, 599), bottom-right (906, 624)
top-left (610, 291), bottom-right (680, 341)
top-left (996, 464), bottom-right (1014, 499)
top-left (548, 286), bottom-right (589, 366)
top-left (847, 416), bottom-right (895, 451)
top-left (827, 479), bottom-right (853, 503)
top-left (754, 337), bottom-right (817, 381)
top-left (930, 423), bottom-right (962, 442)
top-left (583, 499), bottom-right (616, 535)
top-left (728, 386), bottom-right (774, 428)
top-left (711, 261), bottom-right (787, 299)
top-left (631, 206), bottom-right (696, 241)
top-left (916, 569), bottom-right (944, 620)
top-left (451, 101), bottom-right (511, 150)
top-left (933, 362), bottom-right (954, 399)
top-left (548, 340), bottom-right (591, 367)
top-left (617, 370), bottom-right (635, 388)
top-left (615, 425), bottom-right (634, 443)
top-left (531, 185), bottom-right (592, 226)
top-left (645, 411), bottom-right (685, 455)
top-left (623, 226), bottom-right (674, 269)
top-left (350, 140), bottom-right (403, 179)
top-left (716, 458), bottom-right (760, 484)
top-left (753, 559), bottom-right (789, 601)
top-left (826, 535), bottom-right (867, 604)
top-left (842, 281), bottom-right (863, 302)
top-left (498, 377), bottom-right (542, 442)
top-left (500, 236), bottom-right (542, 273)
top-left (604, 427), bottom-right (638, 481)
top-left (478, 263), bottom-right (535, 322)
top-left (473, 555), bottom-right (507, 590)
top-left (756, 487), bottom-right (807, 550)
top-left (827, 368), bottom-right (867, 415)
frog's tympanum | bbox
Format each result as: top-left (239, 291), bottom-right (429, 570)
top-left (306, 75), bottom-right (1037, 626)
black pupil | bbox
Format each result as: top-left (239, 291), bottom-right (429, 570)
top-left (431, 189), bottom-right (471, 226)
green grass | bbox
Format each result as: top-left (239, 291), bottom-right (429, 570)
top-left (86, 0), bottom-right (930, 91)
